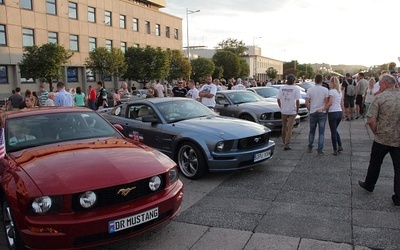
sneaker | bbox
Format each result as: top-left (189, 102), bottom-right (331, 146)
top-left (317, 151), bottom-right (324, 156)
top-left (358, 180), bottom-right (374, 192)
top-left (355, 116), bottom-right (359, 119)
top-left (332, 150), bottom-right (338, 156)
top-left (392, 195), bottom-right (400, 207)
top-left (338, 146), bottom-right (343, 152)
top-left (284, 146), bottom-right (292, 150)
top-left (307, 147), bottom-right (312, 153)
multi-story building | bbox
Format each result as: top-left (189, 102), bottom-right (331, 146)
top-left (0, 0), bottom-right (182, 99)
top-left (187, 46), bottom-right (283, 82)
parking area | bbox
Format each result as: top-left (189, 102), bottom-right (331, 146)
top-left (94, 117), bottom-right (399, 250)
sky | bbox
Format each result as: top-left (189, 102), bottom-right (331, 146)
top-left (161, 0), bottom-right (399, 67)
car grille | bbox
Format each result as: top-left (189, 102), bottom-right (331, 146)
top-left (299, 103), bottom-right (306, 108)
top-left (273, 112), bottom-right (282, 119)
top-left (72, 176), bottom-right (166, 212)
top-left (237, 132), bottom-right (269, 150)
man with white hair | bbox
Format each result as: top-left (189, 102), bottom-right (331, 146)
top-left (118, 82), bottom-right (130, 98)
top-left (44, 92), bottom-right (55, 106)
top-left (232, 78), bottom-right (246, 90)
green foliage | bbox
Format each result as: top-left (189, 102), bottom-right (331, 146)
top-left (18, 43), bottom-right (73, 90)
top-left (212, 51), bottom-right (240, 80)
top-left (266, 67), bottom-right (278, 80)
top-left (168, 49), bottom-right (191, 80)
top-left (212, 66), bottom-right (224, 81)
top-left (238, 58), bottom-right (250, 79)
top-left (190, 58), bottom-right (215, 82)
top-left (85, 47), bottom-right (127, 80)
top-left (215, 38), bottom-right (248, 56)
top-left (123, 46), bottom-right (169, 83)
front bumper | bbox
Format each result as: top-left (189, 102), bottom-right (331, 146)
top-left (20, 181), bottom-right (183, 249)
top-left (207, 140), bottom-right (275, 171)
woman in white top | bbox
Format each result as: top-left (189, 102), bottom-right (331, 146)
top-left (363, 78), bottom-right (375, 116)
top-left (323, 76), bottom-right (345, 155)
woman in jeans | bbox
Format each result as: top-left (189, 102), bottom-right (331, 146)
top-left (323, 76), bottom-right (345, 155)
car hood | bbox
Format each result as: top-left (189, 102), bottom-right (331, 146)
top-left (235, 101), bottom-right (281, 113)
top-left (11, 138), bottom-right (174, 195)
top-left (174, 116), bottom-right (269, 139)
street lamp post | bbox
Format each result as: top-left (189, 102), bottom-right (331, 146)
top-left (186, 8), bottom-right (200, 60)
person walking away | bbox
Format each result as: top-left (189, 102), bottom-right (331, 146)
top-left (305, 74), bottom-right (329, 155)
top-left (276, 74), bottom-right (300, 150)
top-left (54, 82), bottom-right (74, 106)
top-left (341, 73), bottom-right (356, 120)
top-left (355, 72), bottom-right (368, 118)
top-left (96, 81), bottom-right (108, 110)
top-left (363, 78), bottom-right (375, 116)
top-left (88, 85), bottom-right (97, 110)
top-left (8, 87), bottom-right (23, 110)
top-left (199, 74), bottom-right (217, 109)
top-left (358, 74), bottom-right (400, 207)
top-left (74, 87), bottom-right (86, 107)
top-left (323, 77), bottom-right (345, 155)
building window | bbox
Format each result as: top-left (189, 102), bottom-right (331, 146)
top-left (67, 67), bottom-right (78, 82)
top-left (105, 39), bottom-right (112, 51)
top-left (105, 11), bottom-right (112, 26)
top-left (22, 28), bottom-right (34, 46)
top-left (70, 34), bottom-right (79, 51)
top-left (48, 32), bottom-right (58, 44)
top-left (121, 41), bottom-right (126, 53)
top-left (145, 21), bottom-right (150, 34)
top-left (89, 37), bottom-right (96, 51)
top-left (155, 24), bottom-right (161, 36)
top-left (133, 43), bottom-right (139, 48)
top-left (46, 0), bottom-right (56, 15)
top-left (0, 66), bottom-right (7, 83)
top-left (174, 28), bottom-right (179, 40)
top-left (88, 7), bottom-right (96, 23)
top-left (68, 2), bottom-right (77, 19)
top-left (21, 0), bottom-right (32, 10)
top-left (133, 18), bottom-right (138, 31)
top-left (0, 25), bottom-right (6, 45)
top-left (120, 15), bottom-right (126, 29)
top-left (165, 26), bottom-right (170, 38)
top-left (86, 69), bottom-right (95, 82)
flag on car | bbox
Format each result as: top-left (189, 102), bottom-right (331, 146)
top-left (0, 128), bottom-right (5, 159)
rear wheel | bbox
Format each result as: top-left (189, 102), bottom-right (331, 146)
top-left (177, 142), bottom-right (207, 179)
top-left (2, 198), bottom-right (24, 250)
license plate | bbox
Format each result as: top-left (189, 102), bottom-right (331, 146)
top-left (108, 207), bottom-right (159, 233)
top-left (254, 150), bottom-right (271, 162)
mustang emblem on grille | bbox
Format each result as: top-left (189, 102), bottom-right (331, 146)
top-left (117, 187), bottom-right (136, 196)
top-left (254, 137), bottom-right (261, 143)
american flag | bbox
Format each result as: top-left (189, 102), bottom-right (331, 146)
top-left (0, 128), bottom-right (5, 159)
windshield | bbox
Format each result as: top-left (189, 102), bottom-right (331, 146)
top-left (226, 92), bottom-right (264, 104)
top-left (6, 111), bottom-right (121, 152)
top-left (253, 88), bottom-right (279, 98)
top-left (155, 99), bottom-right (217, 123)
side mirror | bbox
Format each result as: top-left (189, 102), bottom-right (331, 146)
top-left (142, 115), bottom-right (159, 123)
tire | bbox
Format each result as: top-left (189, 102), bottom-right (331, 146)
top-left (240, 114), bottom-right (254, 122)
top-left (2, 198), bottom-right (24, 250)
top-left (177, 142), bottom-right (207, 179)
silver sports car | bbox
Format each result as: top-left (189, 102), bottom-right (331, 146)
top-left (101, 98), bottom-right (275, 179)
top-left (214, 90), bottom-right (300, 131)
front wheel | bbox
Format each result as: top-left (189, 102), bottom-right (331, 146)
top-left (240, 114), bottom-right (255, 122)
top-left (2, 198), bottom-right (24, 250)
top-left (177, 142), bottom-right (207, 179)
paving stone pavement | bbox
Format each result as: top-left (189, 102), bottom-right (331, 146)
top-left (85, 117), bottom-right (399, 249)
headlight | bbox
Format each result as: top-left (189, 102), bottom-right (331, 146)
top-left (32, 196), bottom-right (52, 214)
top-left (168, 167), bottom-right (179, 183)
top-left (149, 175), bottom-right (162, 191)
top-left (216, 141), bottom-right (225, 151)
top-left (260, 113), bottom-right (271, 120)
top-left (79, 191), bottom-right (97, 208)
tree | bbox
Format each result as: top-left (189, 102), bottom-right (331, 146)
top-left (85, 47), bottom-right (127, 81)
top-left (168, 49), bottom-right (191, 80)
top-left (190, 58), bottom-right (215, 82)
top-left (18, 43), bottom-right (73, 91)
top-left (215, 38), bottom-right (248, 56)
top-left (238, 58), bottom-right (250, 79)
top-left (266, 67), bottom-right (278, 80)
top-left (124, 46), bottom-right (169, 84)
top-left (212, 51), bottom-right (240, 80)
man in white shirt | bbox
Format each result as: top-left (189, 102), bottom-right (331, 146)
top-left (277, 74), bottom-right (301, 150)
top-left (306, 74), bottom-right (329, 155)
top-left (186, 79), bottom-right (200, 101)
top-left (155, 80), bottom-right (165, 97)
top-left (232, 78), bottom-right (246, 90)
top-left (199, 75), bottom-right (217, 108)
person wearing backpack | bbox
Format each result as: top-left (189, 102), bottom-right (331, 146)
top-left (341, 73), bottom-right (356, 121)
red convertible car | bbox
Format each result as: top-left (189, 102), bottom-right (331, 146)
top-left (0, 107), bottom-right (183, 249)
